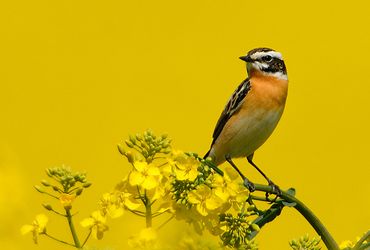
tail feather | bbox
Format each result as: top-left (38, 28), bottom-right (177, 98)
top-left (203, 149), bottom-right (211, 159)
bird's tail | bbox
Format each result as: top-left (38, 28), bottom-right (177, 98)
top-left (203, 149), bottom-right (211, 159)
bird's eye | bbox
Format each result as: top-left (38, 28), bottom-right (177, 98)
top-left (262, 55), bottom-right (272, 62)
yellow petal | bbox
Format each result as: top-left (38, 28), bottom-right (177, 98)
top-left (188, 169), bottom-right (198, 181)
top-left (214, 188), bottom-right (230, 202)
top-left (187, 192), bottom-right (200, 204)
top-left (175, 169), bottom-right (187, 180)
top-left (339, 240), bottom-right (354, 249)
top-left (205, 196), bottom-right (222, 210)
top-left (129, 170), bottom-right (144, 186)
top-left (91, 211), bottom-right (106, 223)
top-left (80, 218), bottom-right (94, 228)
top-left (35, 214), bottom-right (48, 229)
top-left (124, 197), bottom-right (142, 210)
top-left (147, 166), bottom-right (160, 176)
top-left (142, 176), bottom-right (158, 190)
top-left (107, 206), bottom-right (124, 219)
top-left (133, 161), bottom-right (147, 172)
top-left (196, 203), bottom-right (208, 216)
top-left (197, 185), bottom-right (212, 196)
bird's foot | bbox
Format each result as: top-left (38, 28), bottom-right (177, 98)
top-left (265, 180), bottom-right (281, 203)
top-left (244, 179), bottom-right (255, 192)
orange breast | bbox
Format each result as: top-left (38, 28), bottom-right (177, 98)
top-left (246, 72), bottom-right (288, 111)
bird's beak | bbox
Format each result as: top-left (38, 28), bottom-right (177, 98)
top-left (239, 55), bottom-right (253, 62)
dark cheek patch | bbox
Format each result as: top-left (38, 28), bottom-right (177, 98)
top-left (264, 59), bottom-right (286, 74)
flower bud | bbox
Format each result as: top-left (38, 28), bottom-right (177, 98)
top-left (126, 151), bottom-right (135, 163)
top-left (117, 144), bottom-right (126, 155)
top-left (129, 135), bottom-right (136, 144)
top-left (162, 148), bottom-right (171, 154)
top-left (125, 140), bottom-right (134, 148)
top-left (82, 182), bottom-right (92, 188)
top-left (41, 179), bottom-right (50, 187)
top-left (42, 203), bottom-right (53, 211)
top-left (303, 234), bottom-right (309, 242)
top-left (76, 188), bottom-right (83, 196)
top-left (34, 185), bottom-right (44, 193)
top-left (247, 205), bottom-right (256, 211)
top-left (45, 169), bottom-right (52, 177)
top-left (290, 239), bottom-right (299, 247)
top-left (251, 224), bottom-right (260, 232)
top-left (52, 186), bottom-right (60, 192)
top-left (136, 133), bottom-right (142, 141)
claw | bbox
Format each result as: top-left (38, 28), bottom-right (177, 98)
top-left (244, 179), bottom-right (255, 192)
top-left (265, 181), bottom-right (281, 202)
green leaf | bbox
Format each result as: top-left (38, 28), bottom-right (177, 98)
top-left (285, 188), bottom-right (296, 196)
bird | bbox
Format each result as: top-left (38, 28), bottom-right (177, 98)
top-left (204, 47), bottom-right (288, 195)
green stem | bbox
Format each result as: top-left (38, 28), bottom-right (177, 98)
top-left (65, 208), bottom-right (81, 248)
top-left (81, 229), bottom-right (92, 248)
top-left (50, 208), bottom-right (66, 217)
top-left (145, 196), bottom-right (152, 228)
top-left (252, 184), bottom-right (339, 250)
top-left (43, 232), bottom-right (75, 247)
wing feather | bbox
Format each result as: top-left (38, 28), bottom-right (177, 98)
top-left (210, 78), bottom-right (251, 146)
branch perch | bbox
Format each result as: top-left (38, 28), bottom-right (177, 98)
top-left (250, 183), bottom-right (339, 250)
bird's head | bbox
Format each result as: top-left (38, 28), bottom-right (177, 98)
top-left (239, 48), bottom-right (287, 80)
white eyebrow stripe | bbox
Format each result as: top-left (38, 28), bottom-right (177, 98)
top-left (250, 51), bottom-right (283, 60)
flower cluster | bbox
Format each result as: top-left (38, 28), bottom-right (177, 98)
top-left (88, 130), bottom-right (258, 249)
top-left (339, 231), bottom-right (370, 250)
top-left (22, 166), bottom-right (92, 248)
top-left (289, 234), bottom-right (321, 250)
top-left (23, 131), bottom-right (368, 250)
top-left (21, 214), bottom-right (48, 244)
top-left (35, 166), bottom-right (91, 210)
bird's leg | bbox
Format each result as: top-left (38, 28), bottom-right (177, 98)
top-left (225, 155), bottom-right (255, 192)
top-left (247, 154), bottom-right (282, 201)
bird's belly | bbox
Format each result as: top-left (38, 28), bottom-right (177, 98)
top-left (211, 108), bottom-right (283, 164)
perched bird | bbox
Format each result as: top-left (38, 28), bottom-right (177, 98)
top-left (205, 47), bottom-right (288, 194)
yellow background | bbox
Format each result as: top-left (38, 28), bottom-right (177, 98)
top-left (1, 0), bottom-right (369, 249)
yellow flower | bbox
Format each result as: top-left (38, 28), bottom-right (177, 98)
top-left (169, 150), bottom-right (199, 181)
top-left (99, 193), bottom-right (125, 218)
top-left (339, 240), bottom-right (353, 249)
top-left (211, 166), bottom-right (249, 210)
top-left (21, 214), bottom-right (48, 244)
top-left (128, 227), bottom-right (158, 249)
top-left (100, 191), bottom-right (142, 218)
top-left (59, 193), bottom-right (76, 209)
top-left (129, 161), bottom-right (161, 190)
top-left (80, 211), bottom-right (109, 240)
top-left (187, 184), bottom-right (223, 216)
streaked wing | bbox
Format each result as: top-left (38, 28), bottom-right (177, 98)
top-left (211, 78), bottom-right (251, 146)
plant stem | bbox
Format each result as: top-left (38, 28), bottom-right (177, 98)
top-left (252, 184), bottom-right (339, 250)
top-left (65, 208), bottom-right (81, 248)
top-left (145, 196), bottom-right (152, 228)
top-left (81, 229), bottom-right (92, 248)
top-left (43, 232), bottom-right (75, 247)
